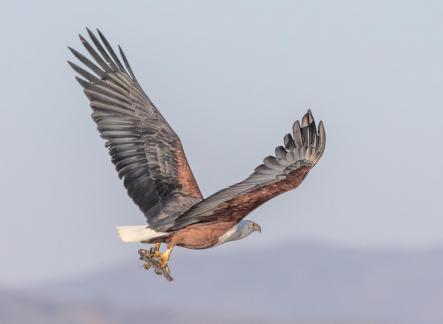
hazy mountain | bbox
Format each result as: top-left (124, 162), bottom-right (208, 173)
top-left (14, 242), bottom-right (443, 324)
top-left (0, 289), bottom-right (294, 324)
top-left (0, 288), bottom-right (366, 324)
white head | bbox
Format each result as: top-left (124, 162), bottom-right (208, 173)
top-left (215, 220), bottom-right (261, 246)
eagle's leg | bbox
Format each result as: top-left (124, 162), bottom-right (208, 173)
top-left (159, 245), bottom-right (173, 268)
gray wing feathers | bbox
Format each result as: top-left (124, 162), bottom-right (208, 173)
top-left (69, 29), bottom-right (202, 231)
top-left (173, 110), bottom-right (325, 229)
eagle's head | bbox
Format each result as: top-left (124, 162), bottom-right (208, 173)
top-left (246, 220), bottom-right (262, 233)
top-left (236, 220), bottom-right (261, 238)
top-left (216, 220), bottom-right (261, 247)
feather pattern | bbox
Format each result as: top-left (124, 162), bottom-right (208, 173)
top-left (69, 29), bottom-right (203, 231)
top-left (173, 110), bottom-right (325, 229)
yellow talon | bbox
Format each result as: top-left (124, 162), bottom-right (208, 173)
top-left (146, 244), bottom-right (173, 268)
top-left (159, 246), bottom-right (173, 268)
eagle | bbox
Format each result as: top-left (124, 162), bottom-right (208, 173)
top-left (68, 29), bottom-right (326, 278)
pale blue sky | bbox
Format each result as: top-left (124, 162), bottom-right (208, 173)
top-left (1, 0), bottom-right (443, 285)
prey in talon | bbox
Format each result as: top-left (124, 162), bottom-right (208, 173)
top-left (69, 28), bottom-right (326, 282)
top-left (139, 248), bottom-right (174, 282)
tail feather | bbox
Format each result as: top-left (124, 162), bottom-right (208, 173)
top-left (116, 225), bottom-right (167, 243)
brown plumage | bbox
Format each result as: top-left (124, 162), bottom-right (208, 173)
top-left (69, 29), bottom-right (326, 275)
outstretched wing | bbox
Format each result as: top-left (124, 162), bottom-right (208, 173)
top-left (172, 110), bottom-right (325, 230)
top-left (68, 29), bottom-right (203, 231)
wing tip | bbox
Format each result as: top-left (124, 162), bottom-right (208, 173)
top-left (283, 109), bottom-right (326, 166)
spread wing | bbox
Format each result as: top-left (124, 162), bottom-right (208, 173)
top-left (172, 110), bottom-right (325, 230)
top-left (68, 29), bottom-right (203, 231)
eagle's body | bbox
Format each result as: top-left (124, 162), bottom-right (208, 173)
top-left (162, 221), bottom-right (243, 249)
top-left (117, 219), bottom-right (256, 249)
top-left (69, 29), bottom-right (326, 276)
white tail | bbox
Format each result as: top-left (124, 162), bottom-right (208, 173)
top-left (116, 225), bottom-right (167, 243)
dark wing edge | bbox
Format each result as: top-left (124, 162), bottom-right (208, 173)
top-left (172, 110), bottom-right (325, 230)
top-left (68, 28), bottom-right (203, 231)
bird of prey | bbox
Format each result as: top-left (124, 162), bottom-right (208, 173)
top-left (68, 29), bottom-right (326, 279)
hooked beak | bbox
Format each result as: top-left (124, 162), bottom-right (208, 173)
top-left (253, 223), bottom-right (262, 233)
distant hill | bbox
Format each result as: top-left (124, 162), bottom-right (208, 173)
top-left (0, 290), bottom-right (295, 324)
top-left (0, 289), bottom-right (365, 324)
top-left (12, 242), bottom-right (443, 324)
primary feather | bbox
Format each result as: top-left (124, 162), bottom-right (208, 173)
top-left (69, 29), bottom-right (203, 232)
